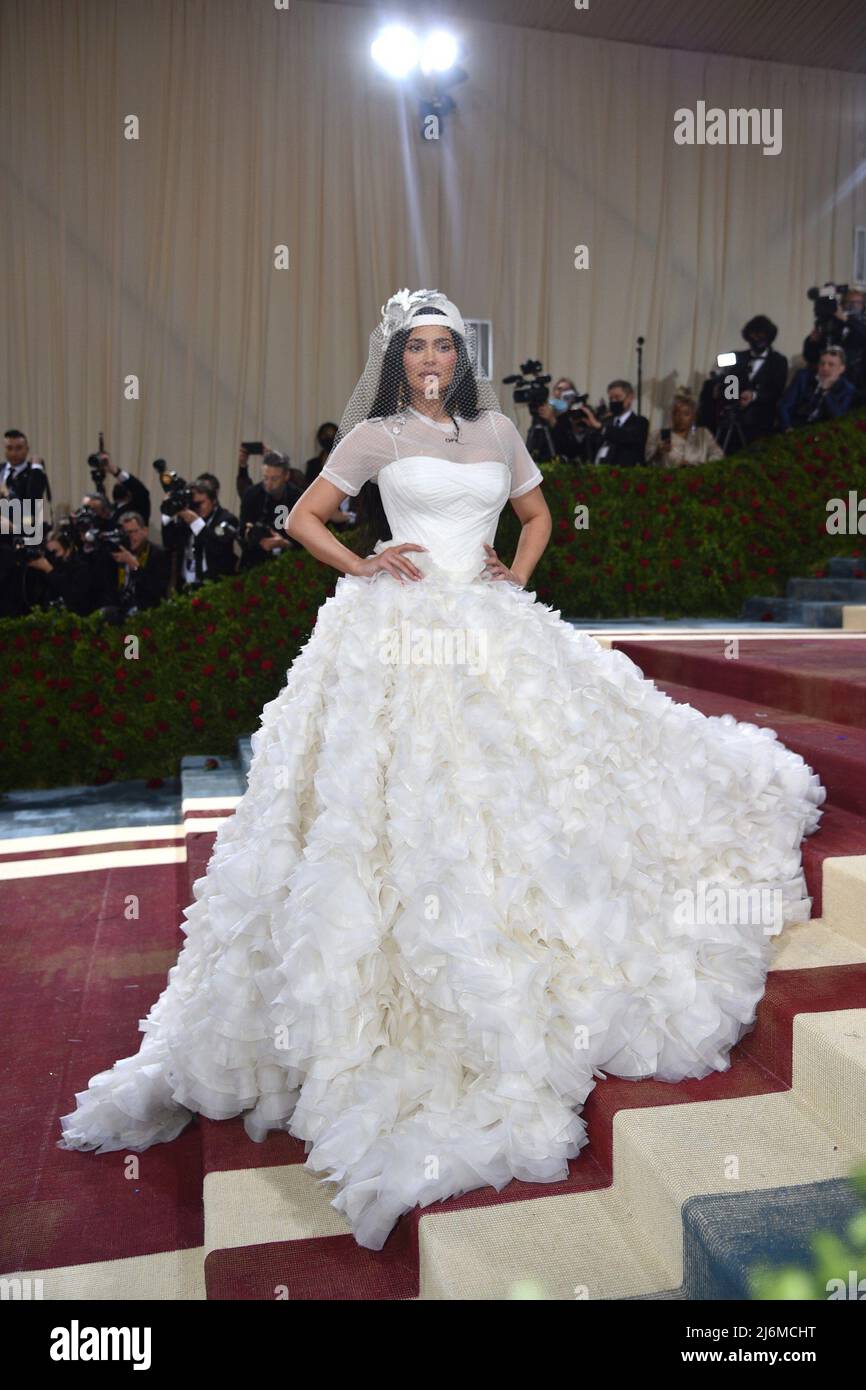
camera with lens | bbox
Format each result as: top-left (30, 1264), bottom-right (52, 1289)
top-left (87, 452), bottom-right (108, 490)
top-left (152, 459), bottom-right (195, 517)
top-left (502, 360), bottom-right (552, 413)
top-left (69, 504), bottom-right (123, 552)
top-left (243, 520), bottom-right (275, 547)
top-left (807, 282), bottom-right (849, 329)
top-left (8, 534), bottom-right (44, 566)
top-left (560, 388), bottom-right (591, 416)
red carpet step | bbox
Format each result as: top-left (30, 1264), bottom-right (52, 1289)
top-left (612, 638), bottom-right (866, 728)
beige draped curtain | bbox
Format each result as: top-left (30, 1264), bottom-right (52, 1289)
top-left (2, 0), bottom-right (865, 516)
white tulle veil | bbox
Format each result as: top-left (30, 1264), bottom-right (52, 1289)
top-left (334, 289), bottom-right (501, 448)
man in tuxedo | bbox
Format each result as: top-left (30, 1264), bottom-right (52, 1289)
top-left (778, 347), bottom-right (859, 430)
top-left (698, 316), bottom-right (787, 449)
top-left (580, 381), bottom-right (649, 467)
top-left (161, 476), bottom-right (239, 591)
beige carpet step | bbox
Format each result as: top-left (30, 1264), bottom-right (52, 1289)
top-left (196, 856), bottom-right (866, 1276)
top-left (417, 1008), bottom-right (866, 1299)
top-left (4, 1246), bottom-right (206, 1301)
top-left (821, 855), bottom-right (866, 947)
top-left (771, 916), bottom-right (866, 969)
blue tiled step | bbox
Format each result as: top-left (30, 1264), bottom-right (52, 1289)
top-left (739, 597), bottom-right (847, 627)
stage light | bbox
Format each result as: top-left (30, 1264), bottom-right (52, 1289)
top-left (421, 30), bottom-right (459, 74)
top-left (371, 25), bottom-right (420, 79)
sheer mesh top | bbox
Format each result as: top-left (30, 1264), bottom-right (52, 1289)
top-left (320, 408), bottom-right (544, 500)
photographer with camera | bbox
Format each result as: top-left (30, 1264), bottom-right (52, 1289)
top-left (579, 380), bottom-right (649, 468)
top-left (534, 378), bottom-right (596, 462)
top-left (160, 475), bottom-right (239, 591)
top-left (778, 346), bottom-right (858, 430)
top-left (84, 436), bottom-right (152, 525)
top-left (239, 452), bottom-right (302, 571)
top-left (697, 317), bottom-right (787, 451)
top-left (23, 522), bottom-right (102, 616)
top-left (102, 511), bottom-right (171, 617)
top-left (66, 493), bottom-right (126, 611)
top-left (803, 284), bottom-right (866, 391)
top-left (503, 361), bottom-right (595, 463)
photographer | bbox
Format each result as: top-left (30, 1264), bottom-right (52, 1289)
top-left (778, 347), bottom-right (858, 430)
top-left (803, 285), bottom-right (866, 391)
top-left (85, 446), bottom-right (151, 525)
top-left (534, 379), bottom-right (595, 462)
top-left (305, 422), bottom-right (338, 485)
top-left (161, 476), bottom-right (239, 591)
top-left (698, 316), bottom-right (787, 449)
top-left (239, 452), bottom-right (302, 571)
top-left (105, 511), bottom-right (171, 615)
top-left (581, 380), bottom-right (649, 468)
top-left (72, 493), bottom-right (124, 610)
top-left (24, 524), bottom-right (101, 616)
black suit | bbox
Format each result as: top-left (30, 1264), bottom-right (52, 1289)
top-left (804, 316), bottom-right (866, 389)
top-left (114, 541), bottom-right (171, 611)
top-left (699, 350), bottom-right (788, 445)
top-left (592, 412), bottom-right (649, 468)
top-left (239, 479), bottom-right (302, 570)
top-left (110, 472), bottom-right (152, 526)
top-left (734, 348), bottom-right (788, 440)
top-left (162, 506), bottom-right (239, 589)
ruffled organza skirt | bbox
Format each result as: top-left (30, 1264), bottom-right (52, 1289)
top-left (58, 561), bottom-right (825, 1250)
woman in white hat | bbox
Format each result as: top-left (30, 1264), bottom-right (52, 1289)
top-left (59, 290), bottom-right (825, 1254)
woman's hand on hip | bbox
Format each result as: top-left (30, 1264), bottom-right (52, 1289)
top-left (482, 544), bottom-right (523, 586)
top-left (355, 543), bottom-right (428, 583)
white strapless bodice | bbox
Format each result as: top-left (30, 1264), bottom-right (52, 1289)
top-left (372, 455), bottom-right (511, 580)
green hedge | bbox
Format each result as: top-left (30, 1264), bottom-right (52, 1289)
top-left (2, 411), bottom-right (865, 792)
top-left (517, 409), bottom-right (866, 617)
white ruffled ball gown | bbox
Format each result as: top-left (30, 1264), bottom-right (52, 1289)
top-left (58, 412), bottom-right (826, 1252)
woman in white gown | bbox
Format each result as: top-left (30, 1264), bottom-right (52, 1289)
top-left (59, 289), bottom-right (825, 1252)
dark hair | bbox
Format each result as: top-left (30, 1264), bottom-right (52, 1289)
top-left (742, 315), bottom-right (778, 345)
top-left (83, 493), bottom-right (111, 515)
top-left (317, 421), bottom-right (338, 443)
top-left (356, 308), bottom-right (481, 550)
top-left (607, 379), bottom-right (633, 395)
top-left (4, 428), bottom-right (27, 441)
top-left (192, 475), bottom-right (219, 500)
top-left (263, 451), bottom-right (290, 471)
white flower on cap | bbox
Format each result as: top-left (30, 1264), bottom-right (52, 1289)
top-left (379, 288), bottom-right (465, 342)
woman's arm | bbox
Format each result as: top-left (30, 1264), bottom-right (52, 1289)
top-left (286, 478), bottom-right (427, 582)
top-left (487, 486), bottom-right (551, 587)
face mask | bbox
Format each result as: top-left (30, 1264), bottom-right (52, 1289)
top-left (748, 338), bottom-right (767, 354)
top-left (549, 397), bottom-right (569, 414)
top-left (608, 399), bottom-right (625, 416)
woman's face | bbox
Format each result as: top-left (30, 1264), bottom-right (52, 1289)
top-left (672, 399), bottom-right (695, 431)
top-left (402, 325), bottom-right (458, 403)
